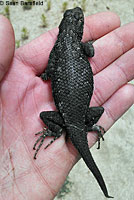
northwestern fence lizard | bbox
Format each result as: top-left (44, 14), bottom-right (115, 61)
top-left (33, 7), bottom-right (113, 198)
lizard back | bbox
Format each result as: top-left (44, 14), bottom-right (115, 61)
top-left (50, 8), bottom-right (93, 127)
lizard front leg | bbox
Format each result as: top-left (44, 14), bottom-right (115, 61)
top-left (33, 111), bottom-right (64, 159)
top-left (40, 48), bottom-right (56, 80)
top-left (85, 107), bottom-right (105, 149)
top-left (81, 41), bottom-right (95, 57)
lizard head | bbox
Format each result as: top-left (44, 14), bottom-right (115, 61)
top-left (59, 7), bottom-right (84, 40)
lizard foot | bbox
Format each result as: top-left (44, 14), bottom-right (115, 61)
top-left (92, 124), bottom-right (105, 149)
top-left (33, 127), bottom-right (62, 159)
top-left (40, 72), bottom-right (48, 80)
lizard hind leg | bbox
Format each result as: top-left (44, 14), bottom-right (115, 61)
top-left (85, 106), bottom-right (105, 149)
top-left (33, 111), bottom-right (64, 159)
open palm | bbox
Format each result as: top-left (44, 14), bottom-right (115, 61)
top-left (0, 12), bottom-right (134, 200)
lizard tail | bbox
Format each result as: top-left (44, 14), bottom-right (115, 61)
top-left (68, 126), bottom-right (113, 198)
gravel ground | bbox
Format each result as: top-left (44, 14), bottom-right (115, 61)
top-left (0, 1), bottom-right (134, 200)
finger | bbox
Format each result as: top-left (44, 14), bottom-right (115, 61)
top-left (15, 12), bottom-right (120, 74)
top-left (83, 11), bottom-right (120, 41)
top-left (88, 84), bottom-right (134, 147)
top-left (103, 84), bottom-right (134, 129)
top-left (90, 48), bottom-right (134, 106)
top-left (0, 15), bottom-right (15, 81)
top-left (91, 22), bottom-right (134, 74)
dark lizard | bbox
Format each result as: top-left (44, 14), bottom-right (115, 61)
top-left (33, 7), bottom-right (113, 198)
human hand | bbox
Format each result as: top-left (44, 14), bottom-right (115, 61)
top-left (0, 12), bottom-right (134, 200)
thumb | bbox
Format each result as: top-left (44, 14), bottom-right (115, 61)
top-left (0, 15), bottom-right (15, 81)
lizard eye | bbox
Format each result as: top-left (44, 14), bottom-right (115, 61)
top-left (64, 10), bottom-right (71, 18)
top-left (74, 13), bottom-right (83, 22)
